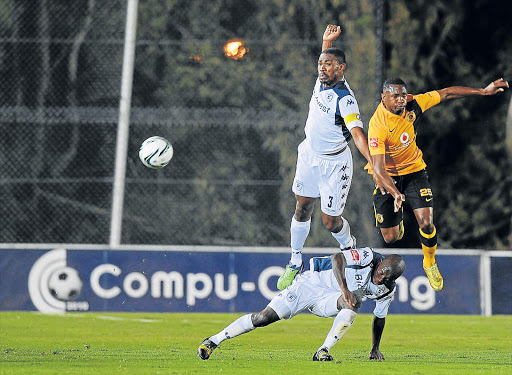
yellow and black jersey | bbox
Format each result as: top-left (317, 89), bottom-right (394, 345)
top-left (365, 91), bottom-right (441, 176)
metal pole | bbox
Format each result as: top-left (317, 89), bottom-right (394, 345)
top-left (506, 97), bottom-right (512, 247)
top-left (110, 0), bottom-right (139, 248)
top-left (373, 0), bottom-right (385, 246)
top-left (479, 252), bottom-right (492, 316)
top-left (375, 0), bottom-right (385, 107)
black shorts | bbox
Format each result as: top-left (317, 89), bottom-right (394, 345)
top-left (373, 169), bottom-right (434, 228)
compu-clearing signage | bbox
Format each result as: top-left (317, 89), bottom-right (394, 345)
top-left (0, 247), bottom-right (510, 315)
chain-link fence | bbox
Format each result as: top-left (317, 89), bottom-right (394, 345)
top-left (0, 0), bottom-right (380, 246)
top-left (1, 0), bottom-right (124, 244)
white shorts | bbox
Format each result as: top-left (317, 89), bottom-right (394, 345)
top-left (292, 140), bottom-right (353, 216)
top-left (268, 271), bottom-right (341, 320)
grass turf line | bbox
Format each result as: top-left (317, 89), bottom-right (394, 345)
top-left (1, 312), bottom-right (511, 374)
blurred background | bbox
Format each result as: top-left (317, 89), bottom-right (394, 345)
top-left (0, 0), bottom-right (511, 250)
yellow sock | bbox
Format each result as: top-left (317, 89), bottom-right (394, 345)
top-left (419, 227), bottom-right (437, 268)
top-left (422, 244), bottom-right (436, 268)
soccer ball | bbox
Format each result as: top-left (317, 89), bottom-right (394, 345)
top-left (48, 267), bottom-right (83, 301)
top-left (139, 136), bottom-right (174, 169)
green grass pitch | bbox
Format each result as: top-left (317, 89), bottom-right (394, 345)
top-left (1, 312), bottom-right (511, 374)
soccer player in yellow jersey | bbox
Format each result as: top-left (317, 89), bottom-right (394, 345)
top-left (366, 77), bottom-right (509, 291)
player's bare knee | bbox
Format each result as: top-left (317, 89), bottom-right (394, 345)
top-left (323, 216), bottom-right (342, 232)
top-left (251, 307), bottom-right (279, 327)
top-left (382, 231), bottom-right (398, 244)
top-left (251, 312), bottom-right (268, 327)
top-left (294, 202), bottom-right (314, 221)
top-left (294, 208), bottom-right (312, 221)
top-left (419, 223), bottom-right (434, 235)
top-left (337, 297), bottom-right (362, 312)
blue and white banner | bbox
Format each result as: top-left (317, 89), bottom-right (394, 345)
top-left (0, 247), bottom-right (509, 315)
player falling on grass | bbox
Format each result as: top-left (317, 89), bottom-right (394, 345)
top-left (365, 77), bottom-right (509, 291)
top-left (277, 24), bottom-right (381, 290)
top-left (198, 247), bottom-right (405, 362)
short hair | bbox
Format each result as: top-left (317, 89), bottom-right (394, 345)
top-left (382, 77), bottom-right (407, 93)
top-left (383, 254), bottom-right (406, 280)
top-left (321, 48), bottom-right (346, 65)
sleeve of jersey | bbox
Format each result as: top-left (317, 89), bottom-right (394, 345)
top-left (342, 248), bottom-right (374, 267)
top-left (414, 91), bottom-right (441, 112)
top-left (373, 291), bottom-right (394, 318)
top-left (338, 95), bottom-right (363, 131)
top-left (368, 117), bottom-right (387, 156)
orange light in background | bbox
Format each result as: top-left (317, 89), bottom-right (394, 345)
top-left (223, 39), bottom-right (248, 60)
top-left (192, 55), bottom-right (201, 63)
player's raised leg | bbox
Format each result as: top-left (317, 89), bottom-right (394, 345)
top-left (277, 195), bottom-right (313, 290)
top-left (414, 207), bottom-right (443, 291)
top-left (327, 215), bottom-right (356, 250)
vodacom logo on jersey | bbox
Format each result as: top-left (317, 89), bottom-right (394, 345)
top-left (395, 132), bottom-right (413, 150)
top-left (400, 132), bottom-right (410, 144)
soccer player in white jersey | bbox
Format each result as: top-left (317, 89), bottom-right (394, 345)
top-left (198, 248), bottom-right (405, 362)
top-left (277, 25), bottom-right (378, 290)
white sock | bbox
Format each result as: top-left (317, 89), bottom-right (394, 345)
top-left (290, 217), bottom-right (311, 267)
top-left (331, 217), bottom-right (352, 249)
top-left (320, 309), bottom-right (357, 351)
top-left (210, 314), bottom-right (255, 345)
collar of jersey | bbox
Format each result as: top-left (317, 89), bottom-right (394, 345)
top-left (380, 102), bottom-right (407, 119)
top-left (319, 77), bottom-right (346, 92)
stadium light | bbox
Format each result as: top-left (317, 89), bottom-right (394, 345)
top-left (223, 39), bottom-right (248, 60)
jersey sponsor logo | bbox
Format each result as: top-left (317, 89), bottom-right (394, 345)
top-left (314, 95), bottom-right (331, 113)
top-left (393, 132), bottom-right (415, 150)
top-left (406, 111), bottom-right (416, 123)
top-left (350, 250), bottom-right (359, 261)
top-left (370, 137), bottom-right (379, 148)
top-left (389, 127), bottom-right (397, 132)
top-left (400, 132), bottom-right (410, 144)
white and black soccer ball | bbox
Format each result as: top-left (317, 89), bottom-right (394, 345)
top-left (139, 136), bottom-right (174, 169)
top-left (48, 267), bottom-right (83, 301)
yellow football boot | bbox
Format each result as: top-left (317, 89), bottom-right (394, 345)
top-left (423, 263), bottom-right (444, 291)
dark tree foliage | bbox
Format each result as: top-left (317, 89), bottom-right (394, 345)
top-left (384, 0), bottom-right (512, 249)
top-left (1, 0), bottom-right (510, 248)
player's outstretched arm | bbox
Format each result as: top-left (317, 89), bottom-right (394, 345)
top-left (372, 154), bottom-right (405, 212)
top-left (350, 127), bottom-right (386, 194)
top-left (331, 253), bottom-right (357, 308)
top-left (369, 315), bottom-right (386, 361)
top-left (437, 78), bottom-right (509, 102)
top-left (350, 127), bottom-right (372, 164)
top-left (322, 24), bottom-right (341, 52)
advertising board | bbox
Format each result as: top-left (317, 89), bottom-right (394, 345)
top-left (1, 247), bottom-right (498, 315)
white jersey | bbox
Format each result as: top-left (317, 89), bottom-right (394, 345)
top-left (304, 78), bottom-right (364, 155)
top-left (308, 248), bottom-right (395, 318)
